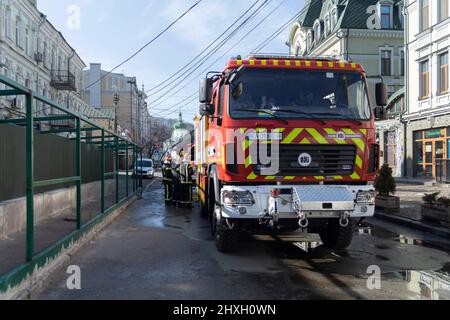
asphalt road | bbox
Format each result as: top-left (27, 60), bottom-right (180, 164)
top-left (34, 176), bottom-right (450, 300)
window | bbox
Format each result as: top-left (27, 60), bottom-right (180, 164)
top-left (381, 4), bottom-right (392, 29)
top-left (381, 50), bottom-right (392, 76)
top-left (400, 49), bottom-right (405, 76)
top-left (314, 21), bottom-right (321, 44)
top-left (331, 7), bottom-right (338, 27)
top-left (15, 18), bottom-right (21, 47)
top-left (421, 0), bottom-right (429, 31)
top-left (4, 9), bottom-right (11, 39)
top-left (324, 14), bottom-right (330, 36)
top-left (420, 60), bottom-right (430, 99)
top-left (438, 52), bottom-right (448, 94)
top-left (25, 29), bottom-right (30, 56)
top-left (439, 0), bottom-right (449, 22)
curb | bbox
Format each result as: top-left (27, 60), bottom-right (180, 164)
top-left (374, 212), bottom-right (450, 239)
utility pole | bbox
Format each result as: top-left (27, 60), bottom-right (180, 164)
top-left (113, 91), bottom-right (120, 134)
top-left (127, 78), bottom-right (136, 142)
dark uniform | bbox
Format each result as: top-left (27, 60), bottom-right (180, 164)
top-left (172, 165), bottom-right (182, 208)
top-left (161, 161), bottom-right (173, 206)
top-left (179, 160), bottom-right (194, 209)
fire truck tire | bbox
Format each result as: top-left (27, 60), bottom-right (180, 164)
top-left (319, 219), bottom-right (354, 250)
top-left (214, 209), bottom-right (238, 253)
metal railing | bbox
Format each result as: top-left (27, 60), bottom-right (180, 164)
top-left (436, 159), bottom-right (450, 184)
top-left (50, 70), bottom-right (77, 91)
top-left (0, 73), bottom-right (144, 294)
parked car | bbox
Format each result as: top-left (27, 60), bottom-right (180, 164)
top-left (133, 159), bottom-right (154, 179)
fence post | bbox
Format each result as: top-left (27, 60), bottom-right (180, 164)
top-left (25, 93), bottom-right (34, 262)
top-left (126, 141), bottom-right (129, 198)
top-left (76, 118), bottom-right (81, 229)
top-left (115, 137), bottom-right (119, 204)
top-left (101, 130), bottom-right (105, 213)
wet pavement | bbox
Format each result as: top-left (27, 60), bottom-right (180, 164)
top-left (34, 176), bottom-right (450, 300)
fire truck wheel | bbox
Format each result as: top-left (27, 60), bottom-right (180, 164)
top-left (213, 206), bottom-right (237, 253)
top-left (319, 219), bottom-right (354, 250)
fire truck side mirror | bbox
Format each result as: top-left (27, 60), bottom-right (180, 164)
top-left (375, 83), bottom-right (388, 107)
top-left (199, 103), bottom-right (215, 117)
top-left (199, 78), bottom-right (213, 104)
top-left (373, 106), bottom-right (386, 120)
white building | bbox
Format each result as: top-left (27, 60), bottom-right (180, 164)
top-left (404, 0), bottom-right (449, 179)
top-left (0, 0), bottom-right (107, 126)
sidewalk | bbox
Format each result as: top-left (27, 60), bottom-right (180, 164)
top-left (375, 183), bottom-right (450, 239)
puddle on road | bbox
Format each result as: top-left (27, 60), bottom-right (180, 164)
top-left (357, 223), bottom-right (450, 254)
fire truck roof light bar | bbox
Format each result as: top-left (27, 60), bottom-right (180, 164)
top-left (243, 53), bottom-right (343, 62)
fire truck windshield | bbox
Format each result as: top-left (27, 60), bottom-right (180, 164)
top-left (229, 68), bottom-right (371, 121)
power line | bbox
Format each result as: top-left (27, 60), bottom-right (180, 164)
top-left (145, 0), bottom-right (262, 96)
top-left (153, 0), bottom-right (287, 118)
top-left (83, 0), bottom-right (203, 91)
top-left (149, 0), bottom-right (271, 108)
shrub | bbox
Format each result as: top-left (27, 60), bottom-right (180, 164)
top-left (423, 192), bottom-right (440, 205)
top-left (374, 163), bottom-right (396, 196)
top-left (437, 197), bottom-right (450, 208)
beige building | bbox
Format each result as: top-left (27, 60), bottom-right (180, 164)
top-left (288, 0), bottom-right (406, 176)
top-left (0, 0), bottom-right (108, 129)
top-left (81, 63), bottom-right (151, 147)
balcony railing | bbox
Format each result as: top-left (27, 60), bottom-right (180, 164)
top-left (436, 159), bottom-right (450, 184)
top-left (50, 70), bottom-right (77, 91)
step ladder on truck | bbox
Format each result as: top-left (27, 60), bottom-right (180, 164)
top-left (194, 54), bottom-right (387, 253)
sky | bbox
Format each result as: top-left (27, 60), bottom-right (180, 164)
top-left (38, 0), bottom-right (305, 122)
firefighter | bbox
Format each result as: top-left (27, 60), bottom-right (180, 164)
top-left (179, 153), bottom-right (194, 209)
top-left (161, 154), bottom-right (173, 206)
top-left (171, 151), bottom-right (183, 208)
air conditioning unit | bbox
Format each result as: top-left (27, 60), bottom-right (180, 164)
top-left (34, 52), bottom-right (44, 63)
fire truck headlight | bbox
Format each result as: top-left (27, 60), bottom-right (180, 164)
top-left (222, 191), bottom-right (255, 206)
top-left (356, 191), bottom-right (376, 205)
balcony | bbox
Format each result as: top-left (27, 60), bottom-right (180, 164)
top-left (50, 70), bottom-right (77, 91)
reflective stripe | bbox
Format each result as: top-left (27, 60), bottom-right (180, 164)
top-left (247, 172), bottom-right (258, 180)
top-left (307, 128), bottom-right (328, 144)
top-left (355, 155), bottom-right (363, 169)
top-left (300, 138), bottom-right (311, 144)
top-left (282, 128), bottom-right (303, 144)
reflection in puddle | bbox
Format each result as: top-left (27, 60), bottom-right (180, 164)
top-left (404, 270), bottom-right (450, 300)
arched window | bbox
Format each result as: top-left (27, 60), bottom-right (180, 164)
top-left (313, 20), bottom-right (321, 44)
top-left (324, 14), bottom-right (330, 36)
top-left (331, 5), bottom-right (338, 28)
top-left (307, 31), bottom-right (313, 52)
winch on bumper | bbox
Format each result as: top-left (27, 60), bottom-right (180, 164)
top-left (220, 185), bottom-right (375, 228)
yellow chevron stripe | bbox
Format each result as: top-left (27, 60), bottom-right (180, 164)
top-left (273, 60), bottom-right (279, 66)
top-left (315, 176), bottom-right (325, 180)
top-left (249, 60), bottom-right (255, 65)
top-left (247, 172), bottom-right (258, 180)
top-left (305, 61), bottom-right (311, 67)
top-left (236, 60), bottom-right (243, 65)
top-left (340, 62), bottom-right (345, 68)
top-left (285, 60), bottom-right (291, 66)
top-left (300, 138), bottom-right (311, 144)
top-left (265, 176), bottom-right (276, 180)
top-left (351, 63), bottom-right (357, 69)
top-left (351, 172), bottom-right (361, 180)
top-left (360, 129), bottom-right (367, 136)
top-left (328, 62), bottom-right (334, 67)
top-left (284, 176), bottom-right (295, 180)
top-left (295, 61), bottom-right (301, 67)
top-left (317, 61), bottom-right (323, 67)
top-left (307, 128), bottom-right (328, 144)
top-left (343, 129), bottom-right (365, 151)
top-left (282, 128), bottom-right (303, 144)
top-left (334, 176), bottom-right (344, 180)
top-left (261, 60), bottom-right (267, 65)
top-left (355, 155), bottom-right (363, 169)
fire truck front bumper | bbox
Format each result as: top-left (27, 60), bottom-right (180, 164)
top-left (220, 185), bottom-right (376, 221)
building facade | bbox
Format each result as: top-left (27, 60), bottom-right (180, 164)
top-left (404, 0), bottom-right (449, 180)
top-left (0, 0), bottom-right (107, 128)
top-left (81, 63), bottom-right (151, 147)
top-left (288, 0), bottom-right (406, 176)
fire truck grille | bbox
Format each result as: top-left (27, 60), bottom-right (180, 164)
top-left (254, 144), bottom-right (357, 177)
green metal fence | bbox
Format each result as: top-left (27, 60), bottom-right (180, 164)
top-left (0, 74), bottom-right (144, 294)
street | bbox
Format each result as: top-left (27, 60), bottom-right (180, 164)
top-left (34, 175), bottom-right (450, 300)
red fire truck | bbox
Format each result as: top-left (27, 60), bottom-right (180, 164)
top-left (194, 54), bottom-right (386, 253)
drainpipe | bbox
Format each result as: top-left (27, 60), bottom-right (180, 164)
top-left (66, 49), bottom-right (76, 109)
top-left (35, 14), bottom-right (46, 92)
top-left (403, 3), bottom-right (409, 178)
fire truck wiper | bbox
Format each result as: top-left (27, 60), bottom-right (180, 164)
top-left (275, 110), bottom-right (326, 125)
top-left (243, 109), bottom-right (289, 124)
top-left (313, 113), bottom-right (363, 125)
